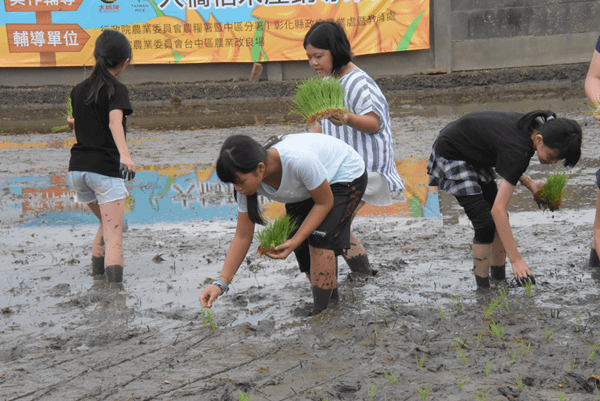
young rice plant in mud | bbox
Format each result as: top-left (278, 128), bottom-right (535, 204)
top-left (52, 97), bottom-right (73, 133)
top-left (412, 382), bottom-right (432, 401)
top-left (415, 353), bottom-right (425, 372)
top-left (382, 367), bottom-right (399, 385)
top-left (255, 215), bottom-right (297, 257)
top-left (485, 357), bottom-right (491, 377)
top-left (201, 308), bottom-right (215, 329)
top-left (545, 323), bottom-right (554, 343)
top-left (457, 372), bottom-right (469, 389)
top-left (488, 320), bottom-right (505, 339)
top-left (484, 296), bottom-right (501, 320)
top-left (520, 340), bottom-right (531, 357)
top-left (237, 390), bottom-right (253, 401)
top-left (474, 387), bottom-right (490, 401)
top-left (289, 76), bottom-right (348, 128)
top-left (523, 280), bottom-right (535, 297)
top-left (515, 372), bottom-right (524, 392)
top-left (534, 171), bottom-right (570, 211)
top-left (450, 294), bottom-right (464, 313)
top-left (499, 287), bottom-right (509, 310)
top-left (455, 346), bottom-right (467, 365)
top-left (368, 383), bottom-right (378, 401)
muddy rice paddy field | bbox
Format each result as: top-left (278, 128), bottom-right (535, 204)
top-left (2, 64), bottom-right (600, 400)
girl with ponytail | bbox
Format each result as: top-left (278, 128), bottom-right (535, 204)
top-left (200, 133), bottom-right (367, 315)
top-left (67, 29), bottom-right (134, 283)
top-left (427, 110), bottom-right (582, 289)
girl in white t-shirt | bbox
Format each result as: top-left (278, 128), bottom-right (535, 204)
top-left (199, 133), bottom-right (367, 315)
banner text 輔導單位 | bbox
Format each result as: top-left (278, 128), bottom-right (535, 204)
top-left (0, 0), bottom-right (429, 67)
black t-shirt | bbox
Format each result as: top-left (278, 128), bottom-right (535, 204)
top-left (68, 78), bottom-right (133, 178)
top-left (433, 111), bottom-right (535, 186)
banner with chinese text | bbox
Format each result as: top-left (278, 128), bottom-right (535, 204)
top-left (0, 0), bottom-right (430, 68)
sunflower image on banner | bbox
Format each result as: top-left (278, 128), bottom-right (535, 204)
top-left (0, 0), bottom-right (429, 67)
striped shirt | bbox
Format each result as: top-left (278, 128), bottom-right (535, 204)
top-left (319, 69), bottom-right (405, 192)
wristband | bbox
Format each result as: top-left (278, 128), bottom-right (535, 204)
top-left (212, 279), bottom-right (229, 295)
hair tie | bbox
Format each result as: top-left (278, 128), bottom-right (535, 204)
top-left (547, 116), bottom-right (555, 120)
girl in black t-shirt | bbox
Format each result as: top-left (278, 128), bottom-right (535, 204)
top-left (67, 30), bottom-right (135, 283)
top-left (427, 110), bottom-right (582, 288)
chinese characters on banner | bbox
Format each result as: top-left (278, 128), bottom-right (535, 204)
top-left (1, 0), bottom-right (429, 67)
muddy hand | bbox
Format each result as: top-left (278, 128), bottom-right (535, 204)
top-left (515, 274), bottom-right (536, 287)
top-left (119, 163), bottom-right (135, 181)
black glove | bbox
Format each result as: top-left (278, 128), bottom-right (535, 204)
top-left (515, 274), bottom-right (536, 287)
top-left (119, 163), bottom-right (135, 181)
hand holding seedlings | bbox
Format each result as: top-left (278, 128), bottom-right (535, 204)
top-left (515, 274), bottom-right (536, 287)
top-left (119, 163), bottom-right (135, 181)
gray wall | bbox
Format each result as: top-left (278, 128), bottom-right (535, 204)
top-left (1, 0), bottom-right (598, 87)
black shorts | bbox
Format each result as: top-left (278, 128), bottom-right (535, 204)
top-left (286, 170), bottom-right (367, 273)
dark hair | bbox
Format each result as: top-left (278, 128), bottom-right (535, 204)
top-left (303, 20), bottom-right (352, 77)
top-left (216, 135), bottom-right (269, 225)
top-left (87, 30), bottom-right (132, 104)
top-left (517, 110), bottom-right (582, 167)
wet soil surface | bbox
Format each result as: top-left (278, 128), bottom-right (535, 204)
top-left (2, 64), bottom-right (600, 401)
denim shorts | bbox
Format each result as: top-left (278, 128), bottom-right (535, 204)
top-left (68, 171), bottom-right (129, 205)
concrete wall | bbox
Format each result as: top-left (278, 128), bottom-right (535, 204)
top-left (1, 0), bottom-right (598, 87)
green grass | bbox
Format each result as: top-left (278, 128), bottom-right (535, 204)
top-left (255, 215), bottom-right (297, 255)
top-left (535, 171), bottom-right (569, 211)
top-left (289, 76), bottom-right (347, 127)
top-left (52, 97), bottom-right (73, 133)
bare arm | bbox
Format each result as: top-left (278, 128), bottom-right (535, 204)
top-left (199, 211), bottom-right (255, 308)
top-left (491, 179), bottom-right (532, 279)
top-left (586, 50), bottom-right (600, 106)
top-left (329, 111), bottom-right (381, 134)
top-left (265, 180), bottom-right (334, 260)
top-left (594, 189), bottom-right (600, 253)
top-left (109, 109), bottom-right (135, 172)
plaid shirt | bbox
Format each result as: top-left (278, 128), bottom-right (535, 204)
top-left (427, 148), bottom-right (496, 196)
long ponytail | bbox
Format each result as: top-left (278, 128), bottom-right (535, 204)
top-left (87, 30), bottom-right (131, 104)
top-left (517, 110), bottom-right (582, 167)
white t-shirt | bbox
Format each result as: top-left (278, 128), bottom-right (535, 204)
top-left (237, 133), bottom-right (365, 213)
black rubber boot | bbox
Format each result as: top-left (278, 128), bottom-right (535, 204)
top-left (330, 259), bottom-right (339, 303)
top-left (105, 265), bottom-right (123, 283)
top-left (475, 274), bottom-right (490, 288)
top-left (92, 256), bottom-right (105, 276)
top-left (344, 254), bottom-right (377, 276)
top-left (590, 248), bottom-right (600, 267)
top-left (490, 264), bottom-right (506, 280)
top-left (311, 285), bottom-right (333, 315)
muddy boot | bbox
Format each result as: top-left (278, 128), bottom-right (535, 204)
top-left (311, 285), bottom-right (333, 315)
top-left (590, 248), bottom-right (600, 267)
top-left (344, 254), bottom-right (377, 276)
top-left (91, 256), bottom-right (105, 276)
top-left (475, 275), bottom-right (490, 288)
top-left (330, 260), bottom-right (339, 303)
top-left (490, 264), bottom-right (506, 280)
top-left (105, 265), bottom-right (124, 283)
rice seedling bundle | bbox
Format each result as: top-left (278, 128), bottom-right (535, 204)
top-left (255, 214), bottom-right (297, 256)
top-left (534, 171), bottom-right (569, 211)
top-left (52, 97), bottom-right (73, 133)
top-left (289, 76), bottom-right (348, 128)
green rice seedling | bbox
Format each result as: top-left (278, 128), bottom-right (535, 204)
top-left (453, 337), bottom-right (472, 349)
top-left (255, 215), bottom-right (297, 257)
top-left (558, 389), bottom-right (568, 401)
top-left (488, 320), bottom-right (505, 339)
top-left (523, 280), bottom-right (535, 297)
top-left (545, 324), bottom-right (554, 343)
top-left (484, 296), bottom-right (501, 320)
top-left (474, 387), bottom-right (490, 401)
top-left (368, 383), bottom-right (378, 401)
top-left (289, 76), bottom-right (348, 128)
top-left (476, 332), bottom-right (484, 349)
top-left (201, 308), bottom-right (216, 329)
top-left (435, 304), bottom-right (445, 321)
top-left (534, 171), bottom-right (570, 211)
top-left (485, 357), bottom-right (491, 377)
top-left (520, 341), bottom-right (531, 357)
top-left (567, 358), bottom-right (577, 371)
top-left (412, 382), bottom-right (432, 401)
top-left (510, 349), bottom-right (518, 366)
top-left (457, 372), bottom-right (469, 389)
top-left (52, 97), bottom-right (73, 133)
top-left (455, 346), bottom-right (466, 365)
top-left (238, 389), bottom-right (253, 401)
top-left (515, 372), bottom-right (524, 392)
top-left (499, 287), bottom-right (509, 310)
top-left (382, 367), bottom-right (399, 385)
top-left (450, 294), bottom-right (464, 312)
top-left (596, 387), bottom-right (600, 401)
top-left (588, 96), bottom-right (600, 118)
top-left (415, 353), bottom-right (425, 372)
top-left (588, 344), bottom-right (599, 361)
